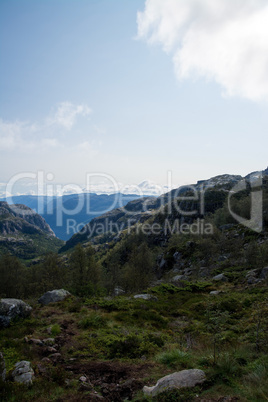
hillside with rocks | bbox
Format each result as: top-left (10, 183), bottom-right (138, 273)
top-left (0, 168), bottom-right (268, 401)
top-left (0, 202), bottom-right (63, 260)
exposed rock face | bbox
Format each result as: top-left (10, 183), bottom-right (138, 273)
top-left (12, 361), bottom-right (34, 386)
top-left (260, 267), bottom-right (268, 280)
top-left (38, 289), bottom-right (71, 306)
top-left (113, 287), bottom-right (125, 296)
top-left (212, 273), bottom-right (228, 282)
top-left (143, 369), bottom-right (206, 397)
top-left (0, 299), bottom-right (32, 328)
top-left (0, 201), bottom-right (55, 237)
top-left (0, 352), bottom-right (6, 382)
top-left (133, 294), bottom-right (158, 301)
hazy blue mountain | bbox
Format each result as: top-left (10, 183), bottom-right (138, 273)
top-left (0, 193), bottom-right (143, 240)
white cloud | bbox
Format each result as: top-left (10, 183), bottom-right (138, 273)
top-left (137, 0), bottom-right (268, 102)
top-left (0, 101), bottom-right (93, 151)
top-left (47, 102), bottom-right (92, 130)
top-left (41, 138), bottom-right (60, 148)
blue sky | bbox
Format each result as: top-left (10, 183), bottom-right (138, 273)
top-left (1, 0), bottom-right (268, 195)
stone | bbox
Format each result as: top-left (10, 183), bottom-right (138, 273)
top-left (49, 353), bottom-right (62, 363)
top-left (260, 267), bottom-right (268, 279)
top-left (0, 299), bottom-right (32, 328)
top-left (210, 291), bottom-right (220, 295)
top-left (143, 369), bottom-right (206, 397)
top-left (79, 375), bottom-right (87, 382)
top-left (198, 267), bottom-right (209, 278)
top-left (218, 255), bottom-right (228, 262)
top-left (113, 287), bottom-right (125, 296)
top-left (212, 274), bottom-right (228, 282)
top-left (133, 294), bottom-right (158, 301)
top-left (246, 270), bottom-right (259, 284)
top-left (38, 289), bottom-right (71, 306)
top-left (46, 347), bottom-right (57, 354)
top-left (0, 352), bottom-right (6, 382)
top-left (173, 251), bottom-right (181, 261)
top-left (12, 361), bottom-right (34, 386)
top-left (41, 357), bottom-right (51, 364)
top-left (172, 275), bottom-right (184, 282)
top-left (43, 338), bottom-right (55, 346)
top-left (159, 257), bottom-right (167, 269)
top-left (28, 338), bottom-right (43, 346)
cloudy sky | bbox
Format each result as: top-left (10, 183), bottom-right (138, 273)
top-left (1, 0), bottom-right (268, 194)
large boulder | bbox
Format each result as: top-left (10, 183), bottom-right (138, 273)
top-left (133, 294), bottom-right (158, 301)
top-left (0, 352), bottom-right (6, 381)
top-left (260, 267), bottom-right (268, 280)
top-left (12, 361), bottom-right (34, 386)
top-left (38, 289), bottom-right (71, 306)
top-left (143, 369), bottom-right (206, 397)
top-left (212, 273), bottom-right (228, 282)
top-left (0, 299), bottom-right (32, 328)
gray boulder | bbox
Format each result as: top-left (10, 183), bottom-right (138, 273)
top-left (38, 289), bottom-right (71, 306)
top-left (113, 287), bottom-right (125, 296)
top-left (143, 369), bottom-right (206, 397)
top-left (172, 275), bottom-right (185, 282)
top-left (0, 352), bottom-right (6, 382)
top-left (0, 299), bottom-right (32, 328)
top-left (210, 291), bottom-right (220, 295)
top-left (246, 269), bottom-right (259, 285)
top-left (133, 294), bottom-right (158, 301)
top-left (212, 273), bottom-right (228, 282)
top-left (260, 267), bottom-right (268, 280)
top-left (12, 361), bottom-right (34, 386)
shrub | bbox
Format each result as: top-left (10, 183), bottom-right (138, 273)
top-left (78, 312), bottom-right (107, 329)
top-left (51, 324), bottom-right (61, 336)
top-left (155, 349), bottom-right (192, 368)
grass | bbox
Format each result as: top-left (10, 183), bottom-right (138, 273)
top-left (0, 281), bottom-right (267, 401)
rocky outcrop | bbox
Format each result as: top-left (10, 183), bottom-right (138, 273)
top-left (212, 273), bottom-right (228, 282)
top-left (143, 369), bottom-right (206, 397)
top-left (133, 294), bottom-right (158, 301)
top-left (246, 267), bottom-right (268, 284)
top-left (0, 299), bottom-right (32, 328)
top-left (12, 361), bottom-right (34, 386)
top-left (38, 289), bottom-right (71, 306)
top-left (0, 202), bottom-right (55, 237)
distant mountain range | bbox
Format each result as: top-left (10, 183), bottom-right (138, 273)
top-left (0, 193), bottom-right (144, 240)
top-left (60, 167), bottom-right (268, 252)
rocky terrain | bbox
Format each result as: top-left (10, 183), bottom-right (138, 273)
top-left (0, 202), bottom-right (63, 259)
top-left (0, 167), bottom-right (268, 400)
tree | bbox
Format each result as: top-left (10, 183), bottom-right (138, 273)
top-left (121, 242), bottom-right (153, 292)
top-left (205, 304), bottom-right (229, 365)
top-left (0, 254), bottom-right (24, 298)
top-left (39, 253), bottom-right (67, 293)
top-left (69, 244), bottom-right (102, 296)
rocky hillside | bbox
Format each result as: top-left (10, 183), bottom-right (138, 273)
top-left (2, 193), bottom-right (143, 240)
top-left (0, 202), bottom-right (55, 236)
top-left (61, 168), bottom-right (268, 252)
top-left (0, 202), bottom-right (63, 260)
top-left (0, 169), bottom-right (268, 401)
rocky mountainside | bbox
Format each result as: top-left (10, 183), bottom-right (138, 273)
top-left (0, 202), bottom-right (55, 237)
top-left (61, 169), bottom-right (268, 252)
top-left (0, 202), bottom-right (63, 259)
top-left (1, 193), bottom-right (143, 240)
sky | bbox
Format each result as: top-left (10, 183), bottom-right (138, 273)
top-left (1, 0), bottom-right (268, 195)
